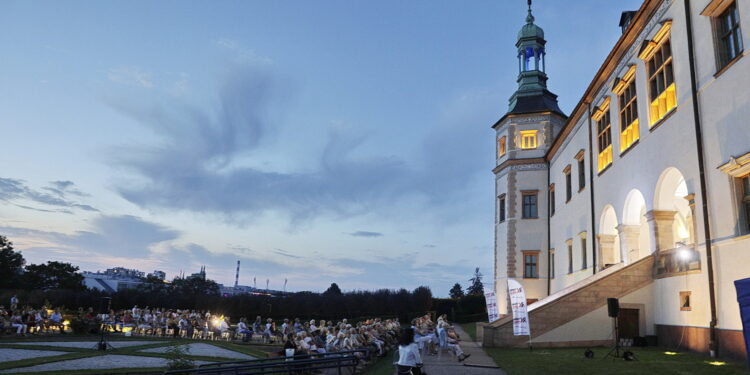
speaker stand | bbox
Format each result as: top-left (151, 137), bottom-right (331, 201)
top-left (603, 316), bottom-right (621, 360)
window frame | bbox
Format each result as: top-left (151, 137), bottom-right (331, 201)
top-left (594, 99), bottom-right (613, 172)
top-left (715, 2), bottom-right (744, 71)
top-left (564, 165), bottom-right (572, 202)
top-left (523, 250), bottom-right (540, 279)
top-left (498, 194), bottom-right (507, 223)
top-left (519, 130), bottom-right (539, 150)
top-left (614, 65), bottom-right (640, 153)
top-left (550, 249), bottom-right (555, 279)
top-left (549, 184), bottom-right (556, 216)
top-left (498, 136), bottom-right (507, 157)
top-left (580, 233), bottom-right (588, 270)
top-left (521, 190), bottom-right (539, 219)
top-left (576, 151), bottom-right (586, 191)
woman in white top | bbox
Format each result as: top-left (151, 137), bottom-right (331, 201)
top-left (397, 327), bottom-right (423, 375)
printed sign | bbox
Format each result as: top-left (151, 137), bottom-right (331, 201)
top-left (507, 279), bottom-right (530, 336)
top-left (484, 290), bottom-right (500, 323)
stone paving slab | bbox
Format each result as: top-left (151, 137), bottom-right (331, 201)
top-left (8, 341), bottom-right (166, 349)
top-left (420, 325), bottom-right (505, 375)
top-left (0, 354), bottom-right (211, 373)
top-left (139, 343), bottom-right (255, 359)
top-left (0, 348), bottom-right (68, 363)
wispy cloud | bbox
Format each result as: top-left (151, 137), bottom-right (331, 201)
top-left (0, 178), bottom-right (98, 213)
top-left (347, 231), bottom-right (384, 238)
top-left (107, 66), bottom-right (154, 88)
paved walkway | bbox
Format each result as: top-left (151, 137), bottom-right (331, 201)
top-left (419, 325), bottom-right (506, 375)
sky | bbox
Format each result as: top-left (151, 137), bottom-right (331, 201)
top-left (0, 0), bottom-right (644, 296)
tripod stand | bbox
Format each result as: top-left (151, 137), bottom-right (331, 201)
top-left (93, 297), bottom-right (114, 351)
top-left (603, 316), bottom-right (621, 359)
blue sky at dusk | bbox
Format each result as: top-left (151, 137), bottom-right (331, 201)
top-left (0, 0), bottom-right (643, 296)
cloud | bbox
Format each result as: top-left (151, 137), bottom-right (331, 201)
top-left (347, 231), bottom-right (384, 238)
top-left (0, 215), bottom-right (178, 259)
top-left (107, 62), bottom-right (418, 225)
top-left (107, 66), bottom-right (154, 88)
top-left (0, 178), bottom-right (99, 213)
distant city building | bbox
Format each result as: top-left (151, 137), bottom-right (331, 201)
top-left (189, 266), bottom-right (206, 280)
top-left (82, 267), bottom-right (146, 293)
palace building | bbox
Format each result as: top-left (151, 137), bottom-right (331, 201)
top-left (480, 0), bottom-right (750, 360)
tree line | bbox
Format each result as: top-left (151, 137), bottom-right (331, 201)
top-left (0, 235), bottom-right (486, 321)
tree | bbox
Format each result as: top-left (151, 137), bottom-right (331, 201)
top-left (138, 275), bottom-right (168, 295)
top-left (171, 276), bottom-right (220, 296)
top-left (467, 267), bottom-right (484, 296)
top-left (323, 283), bottom-right (342, 296)
top-left (0, 235), bottom-right (25, 288)
top-left (449, 283), bottom-right (465, 299)
top-left (22, 261), bottom-right (85, 290)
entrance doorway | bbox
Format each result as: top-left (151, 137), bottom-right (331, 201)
top-left (618, 308), bottom-right (640, 339)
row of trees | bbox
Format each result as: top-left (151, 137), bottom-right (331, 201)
top-left (0, 235), bottom-right (435, 320)
top-left (448, 267), bottom-right (485, 299)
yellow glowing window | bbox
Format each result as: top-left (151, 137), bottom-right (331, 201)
top-left (520, 130), bottom-right (538, 149)
top-left (647, 38), bottom-right (676, 125)
top-left (498, 136), bottom-right (507, 157)
top-left (594, 100), bottom-right (613, 172)
top-left (618, 79), bottom-right (639, 152)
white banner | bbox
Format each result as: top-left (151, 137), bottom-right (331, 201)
top-left (507, 279), bottom-right (530, 336)
top-left (484, 290), bottom-right (500, 323)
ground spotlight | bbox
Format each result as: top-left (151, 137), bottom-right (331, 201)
top-left (583, 349), bottom-right (594, 359)
top-left (623, 351), bottom-right (636, 361)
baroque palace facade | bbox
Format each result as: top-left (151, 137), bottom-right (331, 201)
top-left (481, 0), bottom-right (750, 360)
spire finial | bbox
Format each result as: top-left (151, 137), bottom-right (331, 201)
top-left (526, 0), bottom-right (535, 24)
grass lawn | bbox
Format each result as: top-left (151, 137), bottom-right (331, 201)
top-left (485, 346), bottom-right (749, 375)
top-left (0, 335), bottom-right (271, 375)
top-left (361, 350), bottom-right (397, 375)
top-left (459, 322), bottom-right (478, 341)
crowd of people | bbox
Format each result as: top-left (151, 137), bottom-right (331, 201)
top-left (1, 295), bottom-right (472, 374)
top-left (0, 295), bottom-right (66, 335)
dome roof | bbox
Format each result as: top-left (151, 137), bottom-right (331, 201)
top-left (518, 21), bottom-right (544, 40)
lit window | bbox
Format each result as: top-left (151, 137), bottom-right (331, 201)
top-left (617, 71), bottom-right (639, 152)
top-left (522, 191), bottom-right (538, 219)
top-left (498, 194), bottom-right (506, 223)
top-left (595, 101), bottom-right (613, 172)
top-left (550, 249), bottom-right (555, 278)
top-left (549, 184), bottom-right (555, 216)
top-left (647, 38), bottom-right (676, 125)
top-left (716, 2), bottom-right (744, 70)
top-left (523, 251), bottom-right (539, 279)
top-left (520, 130), bottom-right (538, 149)
top-left (498, 136), bottom-right (507, 157)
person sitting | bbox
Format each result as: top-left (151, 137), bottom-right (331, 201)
top-left (396, 327), bottom-right (424, 375)
top-left (11, 311), bottom-right (27, 335)
top-left (237, 318), bottom-right (251, 342)
top-left (49, 309), bottom-right (65, 333)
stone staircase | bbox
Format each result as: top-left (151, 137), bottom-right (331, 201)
top-left (481, 255), bottom-right (654, 347)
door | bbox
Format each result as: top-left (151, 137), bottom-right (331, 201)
top-left (618, 308), bottom-right (640, 339)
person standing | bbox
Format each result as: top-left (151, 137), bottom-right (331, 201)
top-left (9, 295), bottom-right (18, 311)
top-left (397, 327), bottom-right (424, 375)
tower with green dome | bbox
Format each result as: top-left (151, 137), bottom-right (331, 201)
top-left (491, 0), bottom-right (567, 315)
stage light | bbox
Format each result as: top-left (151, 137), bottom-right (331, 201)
top-left (678, 248), bottom-right (692, 262)
top-left (664, 351), bottom-right (679, 355)
top-left (623, 351), bottom-right (635, 361)
top-left (706, 361), bottom-right (726, 366)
